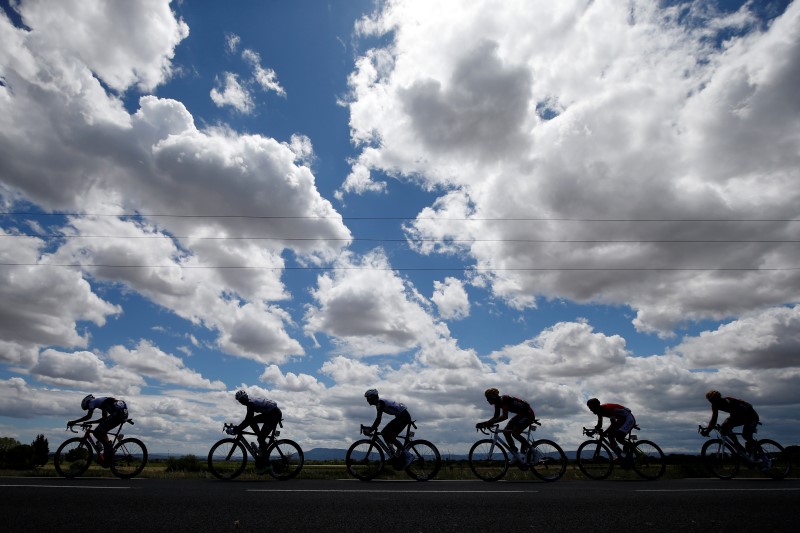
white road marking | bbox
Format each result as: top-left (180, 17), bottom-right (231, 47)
top-left (248, 489), bottom-right (535, 493)
top-left (636, 488), bottom-right (800, 492)
top-left (0, 484), bottom-right (131, 489)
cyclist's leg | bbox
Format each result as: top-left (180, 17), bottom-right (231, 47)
top-left (720, 417), bottom-right (746, 452)
top-left (255, 408), bottom-right (282, 449)
top-left (94, 414), bottom-right (121, 458)
top-left (742, 418), bottom-right (759, 454)
top-left (617, 415), bottom-right (636, 458)
top-left (508, 413), bottom-right (531, 453)
top-left (384, 411), bottom-right (410, 455)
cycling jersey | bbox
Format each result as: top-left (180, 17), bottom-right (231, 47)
top-left (597, 403), bottom-right (635, 433)
top-left (377, 399), bottom-right (407, 416)
top-left (249, 397), bottom-right (278, 413)
top-left (498, 395), bottom-right (532, 415)
top-left (87, 397), bottom-right (127, 414)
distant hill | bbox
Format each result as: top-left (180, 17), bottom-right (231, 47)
top-left (303, 448), bottom-right (348, 460)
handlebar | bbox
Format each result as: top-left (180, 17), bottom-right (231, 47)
top-left (582, 426), bottom-right (601, 437)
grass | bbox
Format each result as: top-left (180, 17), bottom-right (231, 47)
top-left (3, 458), bottom-right (794, 481)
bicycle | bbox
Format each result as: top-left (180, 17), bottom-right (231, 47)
top-left (698, 424), bottom-right (791, 480)
top-left (345, 421), bottom-right (441, 481)
top-left (54, 419), bottom-right (148, 479)
top-left (468, 421), bottom-right (567, 482)
top-left (207, 421), bottom-right (304, 480)
top-left (576, 425), bottom-right (665, 480)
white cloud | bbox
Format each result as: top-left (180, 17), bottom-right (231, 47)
top-left (432, 277), bottom-right (470, 320)
top-left (108, 340), bottom-right (226, 390)
top-left (242, 49), bottom-right (286, 97)
top-left (342, 0), bottom-right (800, 336)
top-left (0, 230), bottom-right (121, 366)
top-left (210, 72), bottom-right (254, 113)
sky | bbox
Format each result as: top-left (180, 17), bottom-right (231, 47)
top-left (0, 0), bottom-right (798, 458)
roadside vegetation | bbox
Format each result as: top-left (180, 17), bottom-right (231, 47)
top-left (1, 451), bottom-right (797, 481)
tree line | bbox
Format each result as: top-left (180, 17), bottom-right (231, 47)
top-left (0, 435), bottom-right (49, 470)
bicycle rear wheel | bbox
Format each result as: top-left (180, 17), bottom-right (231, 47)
top-left (700, 439), bottom-right (739, 479)
top-left (207, 438), bottom-right (247, 480)
top-left (468, 439), bottom-right (508, 481)
top-left (405, 439), bottom-right (441, 481)
top-left (528, 439), bottom-right (567, 482)
top-left (631, 440), bottom-right (665, 480)
top-left (576, 440), bottom-right (614, 480)
top-left (346, 439), bottom-right (385, 481)
top-left (110, 438), bottom-right (148, 479)
top-left (54, 437), bottom-right (93, 478)
top-left (756, 439), bottom-right (790, 480)
top-left (267, 439), bottom-right (304, 480)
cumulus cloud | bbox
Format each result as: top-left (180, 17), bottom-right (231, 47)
top-left (342, 0), bottom-right (800, 336)
top-left (432, 277), bottom-right (470, 320)
top-left (210, 72), bottom-right (254, 113)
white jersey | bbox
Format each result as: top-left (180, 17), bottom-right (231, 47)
top-left (379, 399), bottom-right (407, 416)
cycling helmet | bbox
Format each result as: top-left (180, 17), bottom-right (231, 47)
top-left (364, 389), bottom-right (379, 399)
top-left (235, 390), bottom-right (248, 401)
top-left (81, 394), bottom-right (94, 410)
top-left (587, 398), bottom-right (600, 410)
top-left (706, 390), bottom-right (721, 401)
top-left (484, 388), bottom-right (499, 399)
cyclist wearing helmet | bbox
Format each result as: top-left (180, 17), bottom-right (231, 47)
top-left (476, 388), bottom-right (536, 465)
top-left (229, 390), bottom-right (282, 474)
top-left (67, 394), bottom-right (129, 465)
top-left (700, 390), bottom-right (760, 455)
top-left (586, 398), bottom-right (635, 463)
top-left (363, 389), bottom-right (414, 467)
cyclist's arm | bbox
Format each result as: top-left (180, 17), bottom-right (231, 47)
top-left (706, 407), bottom-right (719, 431)
top-left (482, 406), bottom-right (508, 427)
top-left (234, 404), bottom-right (255, 432)
top-left (594, 414), bottom-right (604, 431)
top-left (367, 406), bottom-right (383, 432)
top-left (68, 409), bottom-right (94, 426)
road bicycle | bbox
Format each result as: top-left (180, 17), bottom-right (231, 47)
top-left (54, 419), bottom-right (148, 479)
top-left (576, 425), bottom-right (666, 480)
top-left (698, 424), bottom-right (790, 480)
top-left (207, 421), bottom-right (304, 480)
top-left (345, 421), bottom-right (441, 481)
top-left (468, 421), bottom-right (567, 482)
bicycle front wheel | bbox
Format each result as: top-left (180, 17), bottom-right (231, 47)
top-left (631, 440), bottom-right (665, 480)
top-left (756, 439), bottom-right (790, 480)
top-left (528, 439), bottom-right (567, 482)
top-left (54, 437), bottom-right (93, 478)
top-left (207, 438), bottom-right (247, 480)
top-left (468, 439), bottom-right (508, 481)
top-left (700, 439), bottom-right (739, 479)
top-left (346, 439), bottom-right (385, 481)
top-left (405, 439), bottom-right (441, 481)
top-left (267, 439), bottom-right (304, 480)
top-left (110, 438), bottom-right (148, 479)
top-left (576, 440), bottom-right (614, 480)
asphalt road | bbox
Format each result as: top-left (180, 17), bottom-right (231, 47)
top-left (2, 477), bottom-right (798, 532)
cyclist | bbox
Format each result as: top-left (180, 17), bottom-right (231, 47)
top-left (700, 390), bottom-right (760, 458)
top-left (67, 394), bottom-right (128, 465)
top-left (228, 390), bottom-right (282, 474)
top-left (363, 389), bottom-right (414, 467)
top-left (476, 388), bottom-right (536, 465)
top-left (586, 398), bottom-right (635, 464)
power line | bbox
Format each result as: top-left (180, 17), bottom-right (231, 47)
top-left (1, 233), bottom-right (798, 244)
top-left (2, 212), bottom-right (800, 222)
top-left (1, 262), bottom-right (797, 272)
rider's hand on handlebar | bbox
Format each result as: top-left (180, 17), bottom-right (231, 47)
top-left (699, 427), bottom-right (710, 437)
top-left (225, 427), bottom-right (237, 435)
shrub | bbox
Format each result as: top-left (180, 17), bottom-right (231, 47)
top-left (4, 444), bottom-right (35, 469)
top-left (166, 454), bottom-right (203, 472)
top-left (31, 434), bottom-right (49, 466)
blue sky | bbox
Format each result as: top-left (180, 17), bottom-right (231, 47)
top-left (1, 0), bottom-right (798, 457)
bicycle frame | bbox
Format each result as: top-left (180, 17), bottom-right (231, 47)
top-left (581, 424), bottom-right (638, 453)
top-left (70, 419), bottom-right (134, 451)
top-left (222, 421), bottom-right (283, 459)
top-left (359, 421), bottom-right (417, 458)
top-left (478, 422), bottom-right (539, 459)
top-left (699, 424), bottom-right (754, 460)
